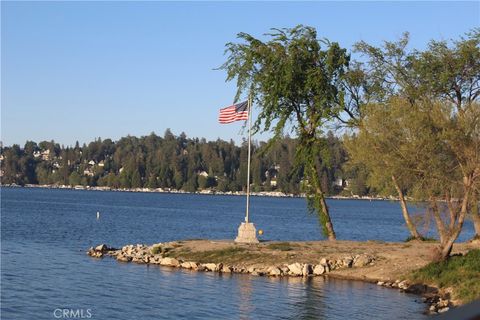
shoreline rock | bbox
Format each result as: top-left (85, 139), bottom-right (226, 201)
top-left (86, 242), bottom-right (377, 279)
top-left (6, 184), bottom-right (398, 201)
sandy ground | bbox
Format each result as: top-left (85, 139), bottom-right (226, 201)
top-left (164, 239), bottom-right (479, 283)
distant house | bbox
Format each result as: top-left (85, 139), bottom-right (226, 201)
top-left (83, 169), bottom-right (94, 177)
top-left (98, 160), bottom-right (105, 167)
top-left (197, 171), bottom-right (208, 178)
top-left (270, 178), bottom-right (277, 187)
top-left (41, 149), bottom-right (50, 161)
top-left (333, 178), bottom-right (344, 187)
top-left (265, 164), bottom-right (280, 180)
top-left (88, 160), bottom-right (96, 166)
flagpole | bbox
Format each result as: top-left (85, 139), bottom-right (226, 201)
top-left (245, 93), bottom-right (252, 223)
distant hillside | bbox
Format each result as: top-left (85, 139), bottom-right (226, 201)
top-left (0, 130), bottom-right (365, 195)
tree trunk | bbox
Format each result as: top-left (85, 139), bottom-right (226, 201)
top-left (391, 175), bottom-right (422, 239)
top-left (309, 162), bottom-right (336, 241)
top-left (430, 198), bottom-right (448, 244)
top-left (316, 187), bottom-right (336, 240)
top-left (435, 176), bottom-right (472, 262)
top-left (471, 202), bottom-right (480, 240)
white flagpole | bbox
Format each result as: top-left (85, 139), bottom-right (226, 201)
top-left (245, 94), bottom-right (252, 223)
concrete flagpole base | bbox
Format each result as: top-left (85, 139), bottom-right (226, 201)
top-left (234, 222), bottom-right (259, 244)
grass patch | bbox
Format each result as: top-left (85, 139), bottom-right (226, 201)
top-left (266, 242), bottom-right (298, 251)
top-left (404, 236), bottom-right (438, 242)
top-left (169, 247), bottom-right (264, 264)
top-left (409, 249), bottom-right (480, 303)
top-left (151, 245), bottom-right (172, 256)
top-left (151, 246), bottom-right (161, 255)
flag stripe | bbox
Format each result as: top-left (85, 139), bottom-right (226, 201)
top-left (218, 101), bottom-right (249, 124)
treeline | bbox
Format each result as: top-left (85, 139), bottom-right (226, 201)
top-left (0, 130), bottom-right (355, 194)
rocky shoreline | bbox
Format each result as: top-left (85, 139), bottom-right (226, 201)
top-left (87, 241), bottom-right (454, 315)
top-left (4, 184), bottom-right (397, 201)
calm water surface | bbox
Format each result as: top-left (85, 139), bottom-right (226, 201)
top-left (2, 188), bottom-right (472, 319)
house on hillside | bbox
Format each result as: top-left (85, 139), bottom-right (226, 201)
top-left (197, 171), bottom-right (208, 178)
top-left (41, 149), bottom-right (50, 161)
top-left (83, 168), bottom-right (94, 177)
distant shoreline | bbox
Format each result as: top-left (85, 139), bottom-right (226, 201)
top-left (1, 183), bottom-right (398, 201)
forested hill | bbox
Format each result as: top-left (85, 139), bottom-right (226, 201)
top-left (0, 129), bottom-right (368, 195)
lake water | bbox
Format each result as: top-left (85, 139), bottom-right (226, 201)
top-left (2, 188), bottom-right (473, 319)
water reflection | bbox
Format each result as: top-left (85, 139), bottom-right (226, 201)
top-left (304, 277), bottom-right (328, 319)
top-left (237, 274), bottom-right (254, 319)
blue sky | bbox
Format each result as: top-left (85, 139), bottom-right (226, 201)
top-left (2, 1), bottom-right (479, 147)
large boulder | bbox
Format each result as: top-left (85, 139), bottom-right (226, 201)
top-left (287, 263), bottom-right (303, 276)
top-left (268, 266), bottom-right (282, 276)
top-left (353, 254), bottom-right (373, 267)
top-left (117, 254), bottom-right (132, 262)
top-left (203, 263), bottom-right (218, 272)
top-left (313, 265), bottom-right (326, 275)
top-left (160, 257), bottom-right (180, 267)
top-left (181, 261), bottom-right (198, 269)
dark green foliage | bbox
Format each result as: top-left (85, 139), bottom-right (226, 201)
top-left (404, 236), bottom-right (437, 243)
top-left (410, 249), bottom-right (480, 302)
top-left (0, 131), bottom-right (348, 194)
top-left (170, 247), bottom-right (258, 264)
top-left (265, 242), bottom-right (298, 251)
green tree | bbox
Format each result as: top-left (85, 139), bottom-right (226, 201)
top-left (183, 175), bottom-right (198, 192)
top-left (131, 170), bottom-right (142, 188)
top-left (220, 25), bottom-right (350, 239)
top-left (69, 171), bottom-right (81, 186)
top-left (345, 100), bottom-right (423, 239)
top-left (348, 98), bottom-right (479, 261)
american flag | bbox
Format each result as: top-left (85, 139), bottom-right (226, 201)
top-left (218, 101), bottom-right (249, 124)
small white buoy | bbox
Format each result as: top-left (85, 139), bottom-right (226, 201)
top-left (96, 211), bottom-right (100, 219)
